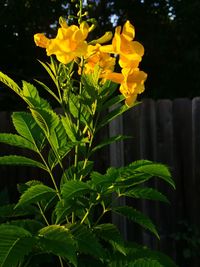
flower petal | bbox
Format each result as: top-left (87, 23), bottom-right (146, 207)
top-left (122, 21), bottom-right (135, 41)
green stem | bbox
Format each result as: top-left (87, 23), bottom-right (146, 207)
top-left (37, 149), bottom-right (62, 200)
top-left (73, 60), bottom-right (84, 180)
top-left (80, 204), bottom-right (93, 225)
top-left (38, 203), bottom-right (49, 225)
top-left (80, 102), bottom-right (100, 181)
top-left (59, 256), bottom-right (64, 267)
top-left (78, 0), bottom-right (83, 24)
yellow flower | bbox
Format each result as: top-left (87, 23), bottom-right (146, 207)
top-left (34, 34), bottom-right (50, 48)
top-left (100, 20), bottom-right (144, 69)
top-left (34, 21), bottom-right (89, 64)
top-left (83, 44), bottom-right (116, 77)
top-left (104, 68), bottom-right (147, 106)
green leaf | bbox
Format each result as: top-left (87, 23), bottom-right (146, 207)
top-left (123, 187), bottom-right (169, 203)
top-left (61, 180), bottom-right (92, 201)
top-left (0, 224), bottom-right (35, 267)
top-left (99, 94), bottom-right (125, 112)
top-left (55, 199), bottom-right (73, 224)
top-left (97, 104), bottom-right (130, 131)
top-left (61, 114), bottom-right (77, 142)
top-left (109, 241), bottom-right (178, 267)
top-left (69, 93), bottom-right (92, 130)
top-left (128, 160), bottom-right (175, 189)
top-left (0, 71), bottom-right (21, 95)
top-left (99, 80), bottom-right (118, 99)
top-left (61, 161), bottom-right (94, 182)
top-left (38, 225), bottom-right (77, 266)
top-left (16, 184), bottom-right (57, 208)
top-left (71, 224), bottom-right (106, 258)
top-left (17, 180), bottom-right (43, 194)
top-left (38, 60), bottom-right (58, 87)
top-left (12, 112), bottom-right (46, 151)
top-left (50, 119), bottom-right (71, 153)
top-left (6, 219), bottom-right (44, 234)
top-left (0, 155), bottom-right (46, 170)
top-left (94, 223), bottom-right (126, 255)
top-left (131, 259), bottom-right (163, 267)
top-left (0, 204), bottom-right (37, 219)
top-left (91, 135), bottom-right (131, 154)
top-left (22, 80), bottom-right (50, 109)
top-left (30, 107), bottom-right (59, 137)
top-left (34, 79), bottom-right (60, 103)
top-left (0, 133), bottom-right (36, 151)
top-left (113, 206), bottom-right (159, 239)
top-left (90, 169), bottom-right (117, 191)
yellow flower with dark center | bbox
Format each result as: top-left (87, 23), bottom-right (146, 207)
top-left (34, 21), bottom-right (89, 64)
top-left (83, 44), bottom-right (116, 77)
top-left (103, 68), bottom-right (147, 106)
top-left (100, 20), bottom-right (144, 69)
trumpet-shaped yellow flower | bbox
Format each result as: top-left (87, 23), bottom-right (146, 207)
top-left (104, 68), bottom-right (147, 106)
top-left (83, 44), bottom-right (116, 77)
top-left (34, 21), bottom-right (89, 64)
top-left (100, 20), bottom-right (144, 69)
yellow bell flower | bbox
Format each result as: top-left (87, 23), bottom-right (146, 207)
top-left (100, 20), bottom-right (144, 69)
top-left (103, 68), bottom-right (147, 106)
top-left (34, 21), bottom-right (89, 64)
top-left (83, 44), bottom-right (116, 77)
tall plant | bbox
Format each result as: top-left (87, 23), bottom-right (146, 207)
top-left (0, 1), bottom-right (177, 266)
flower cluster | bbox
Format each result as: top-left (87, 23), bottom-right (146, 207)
top-left (34, 20), bottom-right (147, 106)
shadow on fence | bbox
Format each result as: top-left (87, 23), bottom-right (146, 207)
top-left (1, 97), bottom-right (200, 266)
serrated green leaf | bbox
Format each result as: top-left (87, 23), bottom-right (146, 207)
top-left (0, 155), bottom-right (46, 170)
top-left (131, 258), bottom-right (163, 267)
top-left (0, 224), bottom-right (35, 267)
top-left (22, 80), bottom-right (50, 109)
top-left (55, 199), bottom-right (73, 224)
top-left (94, 223), bottom-right (126, 255)
top-left (0, 133), bottom-right (36, 151)
top-left (0, 71), bottom-right (21, 94)
top-left (61, 180), bottom-right (92, 201)
top-left (38, 225), bottom-right (77, 266)
top-left (17, 180), bottom-right (43, 194)
top-left (113, 206), bottom-right (159, 239)
top-left (99, 94), bottom-right (125, 112)
top-left (38, 60), bottom-right (58, 87)
top-left (109, 241), bottom-right (178, 267)
top-left (123, 187), bottom-right (169, 203)
top-left (34, 79), bottom-right (60, 103)
top-left (91, 135), bottom-right (131, 154)
top-left (71, 224), bottom-right (106, 258)
top-left (128, 160), bottom-right (175, 189)
top-left (99, 80), bottom-right (118, 99)
top-left (6, 219), bottom-right (44, 234)
top-left (97, 104), bottom-right (130, 131)
top-left (0, 204), bottom-right (37, 219)
top-left (12, 112), bottom-right (46, 151)
top-left (90, 170), bottom-right (117, 189)
top-left (61, 114), bottom-right (77, 142)
top-left (16, 184), bottom-right (57, 208)
top-left (30, 108), bottom-right (58, 137)
top-left (61, 161), bottom-right (94, 183)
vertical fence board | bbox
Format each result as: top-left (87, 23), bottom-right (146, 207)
top-left (155, 99), bottom-right (176, 257)
top-left (138, 99), bottom-right (158, 248)
top-left (192, 97), bottom-right (200, 226)
top-left (173, 98), bottom-right (194, 265)
top-left (173, 99), bottom-right (194, 223)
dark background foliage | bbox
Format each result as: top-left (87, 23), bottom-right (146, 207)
top-left (0, 0), bottom-right (200, 110)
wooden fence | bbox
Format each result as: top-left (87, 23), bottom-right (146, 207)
top-left (1, 97), bottom-right (200, 266)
